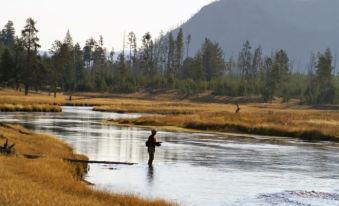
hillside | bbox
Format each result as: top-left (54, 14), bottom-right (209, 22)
top-left (174, 0), bottom-right (339, 71)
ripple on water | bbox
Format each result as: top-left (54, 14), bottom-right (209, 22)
top-left (258, 191), bottom-right (339, 206)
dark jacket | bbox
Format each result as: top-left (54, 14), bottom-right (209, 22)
top-left (146, 135), bottom-right (156, 148)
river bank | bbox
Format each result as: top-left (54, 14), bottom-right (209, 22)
top-left (0, 123), bottom-right (175, 206)
top-left (0, 104), bottom-right (62, 112)
top-left (101, 101), bottom-right (339, 142)
top-left (1, 88), bottom-right (338, 142)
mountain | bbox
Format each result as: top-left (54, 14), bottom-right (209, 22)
top-left (173, 0), bottom-right (339, 71)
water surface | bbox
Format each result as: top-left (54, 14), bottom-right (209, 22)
top-left (1, 106), bottom-right (339, 206)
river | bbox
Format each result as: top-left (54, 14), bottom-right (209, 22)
top-left (1, 106), bottom-right (339, 206)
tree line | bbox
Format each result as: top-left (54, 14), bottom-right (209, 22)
top-left (0, 18), bottom-right (338, 104)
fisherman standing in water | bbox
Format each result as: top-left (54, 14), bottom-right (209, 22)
top-left (146, 129), bottom-right (160, 167)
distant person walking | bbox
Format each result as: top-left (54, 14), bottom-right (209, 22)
top-left (146, 129), bottom-right (159, 167)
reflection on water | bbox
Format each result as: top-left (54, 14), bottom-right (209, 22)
top-left (0, 106), bottom-right (339, 206)
top-left (147, 166), bottom-right (155, 185)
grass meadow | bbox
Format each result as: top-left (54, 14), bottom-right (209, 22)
top-left (102, 101), bottom-right (339, 142)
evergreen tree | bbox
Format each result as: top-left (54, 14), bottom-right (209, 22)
top-left (0, 21), bottom-right (15, 48)
top-left (167, 32), bottom-right (175, 75)
top-left (0, 48), bottom-right (15, 84)
top-left (252, 46), bottom-right (262, 78)
top-left (20, 18), bottom-right (41, 95)
top-left (93, 36), bottom-right (106, 67)
top-left (315, 49), bottom-right (335, 104)
top-left (260, 57), bottom-right (275, 101)
top-left (49, 40), bottom-right (67, 97)
top-left (63, 31), bottom-right (76, 93)
top-left (185, 34), bottom-right (191, 58)
top-left (155, 32), bottom-right (167, 75)
top-left (141, 32), bottom-right (154, 76)
top-left (74, 43), bottom-right (84, 91)
top-left (116, 51), bottom-right (127, 89)
top-left (197, 38), bottom-right (225, 81)
top-left (174, 28), bottom-right (184, 76)
top-left (238, 40), bottom-right (254, 94)
top-left (127, 32), bottom-right (137, 65)
top-left (64, 30), bottom-right (73, 47)
top-left (182, 57), bottom-right (204, 80)
top-left (238, 40), bottom-right (252, 79)
top-left (304, 53), bottom-right (317, 103)
top-left (12, 37), bottom-right (25, 90)
top-left (92, 36), bottom-right (107, 92)
top-left (272, 49), bottom-right (290, 101)
top-left (83, 38), bottom-right (96, 69)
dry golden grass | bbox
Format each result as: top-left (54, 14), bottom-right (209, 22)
top-left (0, 89), bottom-right (138, 112)
top-left (0, 103), bottom-right (62, 112)
top-left (0, 124), bottom-right (176, 206)
top-left (94, 102), bottom-right (203, 114)
top-left (0, 89), bottom-right (174, 108)
top-left (108, 102), bottom-right (339, 142)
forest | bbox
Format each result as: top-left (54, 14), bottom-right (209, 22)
top-left (0, 18), bottom-right (338, 104)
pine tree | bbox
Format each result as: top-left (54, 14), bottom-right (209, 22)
top-left (74, 43), bottom-right (83, 91)
top-left (174, 28), bottom-right (184, 76)
top-left (141, 32), bottom-right (154, 76)
top-left (20, 18), bottom-right (41, 95)
top-left (198, 38), bottom-right (225, 81)
top-left (238, 40), bottom-right (253, 94)
top-left (0, 21), bottom-right (15, 48)
top-left (63, 31), bottom-right (76, 94)
top-left (155, 32), bottom-right (166, 75)
top-left (64, 30), bottom-right (73, 47)
top-left (315, 49), bottom-right (335, 104)
top-left (127, 32), bottom-right (137, 66)
top-left (272, 49), bottom-right (290, 101)
top-left (167, 32), bottom-right (175, 75)
top-left (304, 53), bottom-right (317, 103)
top-left (49, 40), bottom-right (66, 97)
top-left (0, 48), bottom-right (15, 84)
top-left (117, 52), bottom-right (127, 89)
top-left (252, 46), bottom-right (262, 78)
top-left (93, 36), bottom-right (106, 67)
top-left (182, 57), bottom-right (203, 80)
top-left (185, 34), bottom-right (191, 58)
top-left (238, 40), bottom-right (252, 80)
top-left (92, 36), bottom-right (107, 92)
top-left (83, 38), bottom-right (96, 69)
top-left (260, 57), bottom-right (274, 101)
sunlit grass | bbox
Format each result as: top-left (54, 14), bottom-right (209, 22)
top-left (108, 102), bottom-right (339, 141)
top-left (94, 102), bottom-right (203, 114)
top-left (0, 124), bottom-right (176, 206)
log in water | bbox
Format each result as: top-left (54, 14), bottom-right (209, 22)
top-left (64, 158), bottom-right (136, 165)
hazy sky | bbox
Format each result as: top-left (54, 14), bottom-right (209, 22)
top-left (0, 0), bottom-right (215, 50)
